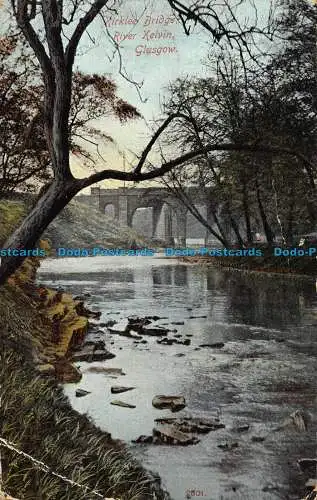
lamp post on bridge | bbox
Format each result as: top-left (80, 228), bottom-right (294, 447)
top-left (123, 153), bottom-right (126, 190)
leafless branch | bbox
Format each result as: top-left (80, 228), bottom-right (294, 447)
top-left (65, 0), bottom-right (110, 70)
top-left (81, 141), bottom-right (316, 189)
top-left (99, 10), bottom-right (147, 103)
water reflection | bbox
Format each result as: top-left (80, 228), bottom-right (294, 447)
top-left (205, 269), bottom-right (317, 331)
top-left (152, 266), bottom-right (172, 285)
top-left (39, 257), bottom-right (317, 500)
top-left (174, 266), bottom-right (188, 287)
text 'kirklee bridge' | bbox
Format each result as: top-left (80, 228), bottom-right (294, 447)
top-left (76, 186), bottom-right (216, 245)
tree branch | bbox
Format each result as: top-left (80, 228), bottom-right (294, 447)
top-left (134, 113), bottom-right (185, 174)
top-left (80, 142), bottom-right (316, 189)
top-left (65, 0), bottom-right (110, 70)
top-left (14, 0), bottom-right (53, 76)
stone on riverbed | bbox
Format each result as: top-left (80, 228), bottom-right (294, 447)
top-left (103, 320), bottom-right (117, 328)
top-left (153, 425), bottom-right (199, 445)
top-left (111, 386), bottom-right (135, 394)
top-left (199, 342), bottom-right (225, 349)
top-left (157, 337), bottom-right (177, 345)
top-left (187, 315), bottom-right (207, 319)
top-left (298, 458), bottom-right (317, 472)
top-left (107, 320), bottom-right (130, 334)
top-left (218, 441), bottom-right (239, 451)
top-left (178, 339), bottom-right (191, 346)
top-left (154, 416), bottom-right (225, 433)
top-left (142, 325), bottom-right (169, 336)
top-left (110, 400), bottom-right (136, 408)
top-left (87, 367), bottom-right (126, 376)
top-left (132, 416), bottom-right (224, 446)
top-left (71, 345), bottom-right (115, 362)
top-left (107, 320), bottom-right (144, 338)
top-left (132, 435), bottom-right (153, 444)
top-left (251, 435), bottom-right (266, 442)
top-left (75, 388), bottom-right (91, 397)
top-left (128, 315), bottom-right (151, 325)
top-left (232, 423), bottom-right (250, 433)
top-left (152, 395), bottom-right (186, 412)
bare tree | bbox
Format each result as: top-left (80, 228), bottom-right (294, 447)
top-left (0, 0), bottom-right (313, 284)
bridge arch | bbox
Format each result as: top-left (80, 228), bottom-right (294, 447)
top-left (104, 203), bottom-right (117, 219)
top-left (93, 187), bottom-right (215, 244)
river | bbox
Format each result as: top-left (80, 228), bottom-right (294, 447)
top-left (38, 256), bottom-right (317, 500)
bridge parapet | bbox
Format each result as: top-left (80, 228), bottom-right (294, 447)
top-left (75, 186), bottom-right (216, 243)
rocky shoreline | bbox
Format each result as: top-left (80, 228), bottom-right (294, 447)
top-left (0, 248), bottom-right (170, 499)
top-left (2, 254), bottom-right (314, 499)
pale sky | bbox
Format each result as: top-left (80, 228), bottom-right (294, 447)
top-left (71, 0), bottom-right (274, 192)
top-left (1, 0), bottom-right (275, 192)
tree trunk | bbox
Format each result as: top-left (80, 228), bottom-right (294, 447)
top-left (286, 187), bottom-right (295, 245)
top-left (242, 180), bottom-right (253, 244)
top-left (229, 213), bottom-right (245, 247)
top-left (209, 205), bottom-right (230, 246)
top-left (255, 180), bottom-right (275, 245)
top-left (0, 177), bottom-right (82, 285)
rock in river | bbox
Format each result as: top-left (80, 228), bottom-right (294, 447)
top-left (142, 325), bottom-right (169, 336)
top-left (110, 400), bottom-right (136, 408)
top-left (199, 342), bottom-right (225, 349)
top-left (153, 425), bottom-right (199, 445)
top-left (152, 395), bottom-right (186, 412)
top-left (71, 344), bottom-right (115, 362)
top-left (87, 366), bottom-right (125, 377)
top-left (107, 320), bottom-right (130, 334)
top-left (298, 458), bottom-right (317, 472)
top-left (157, 337), bottom-right (177, 345)
top-left (155, 416), bottom-right (225, 433)
top-left (251, 435), bottom-right (266, 443)
top-left (218, 442), bottom-right (239, 451)
top-left (132, 435), bottom-right (153, 444)
top-left (111, 386), bottom-right (135, 394)
top-left (178, 339), bottom-right (191, 346)
top-left (132, 416), bottom-right (224, 446)
top-left (75, 388), bottom-right (91, 397)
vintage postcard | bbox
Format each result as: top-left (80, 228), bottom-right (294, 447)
top-left (0, 1), bottom-right (316, 500)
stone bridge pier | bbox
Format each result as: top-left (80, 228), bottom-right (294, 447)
top-left (164, 202), bottom-right (187, 246)
top-left (81, 187), bottom-right (214, 245)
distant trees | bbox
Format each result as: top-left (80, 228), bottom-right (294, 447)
top-left (161, 0), bottom-right (317, 245)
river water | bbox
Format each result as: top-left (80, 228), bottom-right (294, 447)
top-left (38, 256), bottom-right (317, 500)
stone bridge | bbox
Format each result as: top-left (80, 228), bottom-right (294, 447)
top-left (76, 186), bottom-right (217, 245)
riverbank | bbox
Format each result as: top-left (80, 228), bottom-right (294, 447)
top-left (180, 252), bottom-right (317, 277)
top-left (0, 202), bottom-right (169, 500)
top-left (0, 267), bottom-right (169, 499)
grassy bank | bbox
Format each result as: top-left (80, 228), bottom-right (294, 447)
top-left (0, 200), bottom-right (169, 500)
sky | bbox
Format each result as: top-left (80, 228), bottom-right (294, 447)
top-left (0, 0), bottom-right (274, 192)
top-left (70, 0), bottom-right (274, 192)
